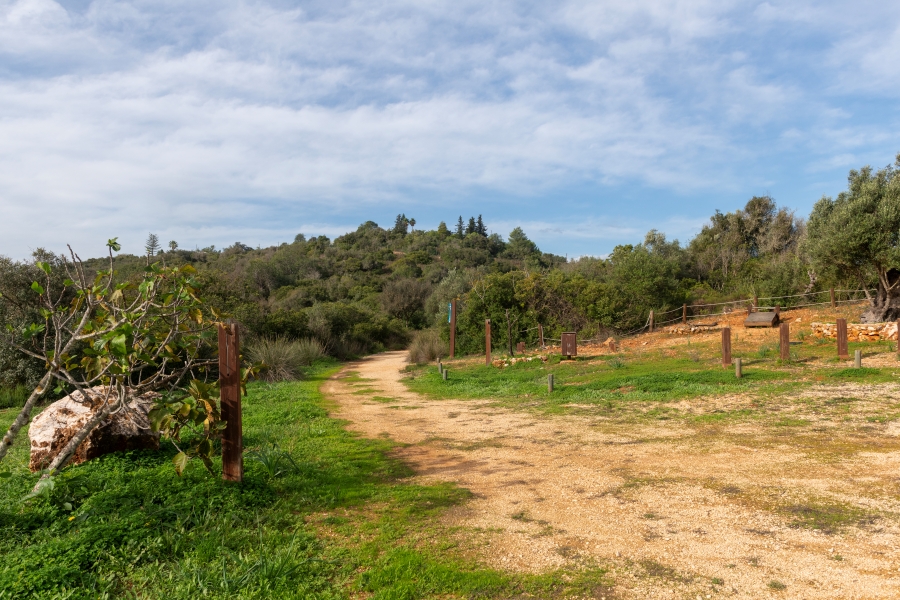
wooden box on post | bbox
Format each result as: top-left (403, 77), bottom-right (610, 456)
top-left (721, 327), bottom-right (732, 366)
top-left (561, 332), bottom-right (577, 359)
top-left (779, 323), bottom-right (790, 361)
top-left (836, 318), bottom-right (849, 360)
top-left (218, 322), bottom-right (243, 482)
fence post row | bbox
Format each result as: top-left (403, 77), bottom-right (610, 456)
top-left (682, 303), bottom-right (687, 324)
top-left (485, 319), bottom-right (491, 366)
top-left (836, 318), bottom-right (849, 359)
top-left (721, 327), bottom-right (732, 366)
top-left (779, 323), bottom-right (790, 361)
top-left (218, 322), bottom-right (243, 483)
top-left (449, 299), bottom-right (457, 359)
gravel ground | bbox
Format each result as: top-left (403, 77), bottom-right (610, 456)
top-left (323, 351), bottom-right (900, 599)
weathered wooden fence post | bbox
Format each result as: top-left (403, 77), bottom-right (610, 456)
top-left (779, 322), bottom-right (790, 361)
top-left (548, 374), bottom-right (554, 393)
top-left (449, 299), bottom-right (457, 359)
top-left (830, 288), bottom-right (836, 309)
top-left (485, 319), bottom-right (491, 366)
top-left (775, 305), bottom-right (781, 321)
top-left (735, 357), bottom-right (742, 379)
top-left (836, 318), bottom-right (849, 359)
top-left (721, 327), bottom-right (732, 366)
top-left (218, 322), bottom-right (243, 482)
top-left (538, 324), bottom-right (544, 348)
top-left (682, 304), bottom-right (687, 324)
top-left (649, 310), bottom-right (654, 333)
top-left (854, 349), bottom-right (862, 369)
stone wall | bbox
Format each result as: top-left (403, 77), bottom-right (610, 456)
top-left (811, 322), bottom-right (898, 341)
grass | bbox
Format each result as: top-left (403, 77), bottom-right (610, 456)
top-left (0, 385), bottom-right (29, 410)
top-left (0, 363), bottom-right (615, 599)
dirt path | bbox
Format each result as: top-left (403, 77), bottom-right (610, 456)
top-left (323, 351), bottom-right (900, 599)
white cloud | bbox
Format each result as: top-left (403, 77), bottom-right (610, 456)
top-left (0, 0), bottom-right (899, 258)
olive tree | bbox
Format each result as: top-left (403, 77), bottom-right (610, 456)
top-left (806, 155), bottom-right (900, 322)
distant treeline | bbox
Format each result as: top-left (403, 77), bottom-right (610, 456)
top-left (3, 173), bottom-right (893, 388)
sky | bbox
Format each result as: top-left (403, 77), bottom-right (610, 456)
top-left (1, 0), bottom-right (899, 260)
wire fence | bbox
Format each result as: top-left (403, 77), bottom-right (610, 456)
top-left (490, 288), bottom-right (873, 354)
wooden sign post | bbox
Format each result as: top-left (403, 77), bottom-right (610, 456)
top-left (449, 299), bottom-right (457, 359)
top-left (721, 327), bottom-right (732, 366)
top-left (836, 318), bottom-right (849, 359)
top-left (218, 322), bottom-right (243, 482)
top-left (485, 319), bottom-right (491, 366)
top-left (779, 323), bottom-right (790, 361)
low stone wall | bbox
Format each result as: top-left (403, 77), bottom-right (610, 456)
top-left (811, 322), bottom-right (898, 341)
top-left (667, 323), bottom-right (720, 335)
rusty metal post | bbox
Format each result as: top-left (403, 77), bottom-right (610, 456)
top-left (485, 319), bottom-right (491, 366)
top-left (836, 318), bottom-right (849, 359)
top-left (830, 288), bottom-right (836, 309)
top-left (682, 304), bottom-right (687, 324)
top-left (779, 322), bottom-right (790, 361)
top-left (449, 299), bottom-right (457, 359)
top-left (649, 310), bottom-right (654, 333)
top-left (721, 327), bottom-right (732, 366)
top-left (218, 322), bottom-right (243, 482)
top-left (538, 324), bottom-right (544, 348)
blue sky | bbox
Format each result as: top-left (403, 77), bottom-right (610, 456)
top-left (1, 0), bottom-right (899, 259)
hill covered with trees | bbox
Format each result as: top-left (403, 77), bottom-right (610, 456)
top-left (4, 153), bottom-right (899, 390)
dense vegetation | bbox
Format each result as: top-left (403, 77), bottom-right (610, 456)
top-left (3, 155), bottom-right (899, 392)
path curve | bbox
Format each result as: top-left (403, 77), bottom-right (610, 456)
top-left (323, 351), bottom-right (900, 599)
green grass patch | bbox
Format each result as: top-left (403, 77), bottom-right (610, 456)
top-left (0, 385), bottom-right (29, 410)
top-left (0, 363), bottom-right (616, 599)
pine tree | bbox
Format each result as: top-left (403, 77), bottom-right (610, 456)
top-left (476, 214), bottom-right (485, 235)
top-left (466, 217), bottom-right (476, 235)
top-left (455, 216), bottom-right (465, 237)
top-left (437, 221), bottom-right (449, 236)
top-left (145, 233), bottom-right (160, 265)
top-left (392, 214), bottom-right (409, 235)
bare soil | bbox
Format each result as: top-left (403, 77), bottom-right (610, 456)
top-left (324, 351), bottom-right (900, 599)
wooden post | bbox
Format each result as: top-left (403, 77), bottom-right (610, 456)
top-left (896, 320), bottom-right (899, 357)
top-left (649, 310), bottom-right (654, 333)
top-left (854, 349), bottom-right (862, 369)
top-left (721, 327), bottom-right (732, 366)
top-left (830, 288), bottom-right (836, 309)
top-left (548, 374), bottom-right (554, 393)
top-left (485, 319), bottom-right (491, 366)
top-left (775, 305), bottom-right (781, 323)
top-left (735, 357), bottom-right (742, 379)
top-left (779, 323), bottom-right (790, 361)
top-left (836, 318), bottom-right (849, 359)
top-left (449, 299), bottom-right (457, 359)
top-left (442, 369), bottom-right (448, 380)
top-left (682, 303), bottom-right (687, 324)
top-left (218, 322), bottom-right (243, 482)
top-left (538, 324), bottom-right (544, 348)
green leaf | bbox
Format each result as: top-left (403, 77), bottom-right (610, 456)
top-left (31, 281), bottom-right (44, 295)
top-left (110, 334), bottom-right (127, 357)
top-left (36, 261), bottom-right (51, 274)
top-left (172, 452), bottom-right (188, 476)
top-left (197, 438), bottom-right (213, 457)
top-left (107, 238), bottom-right (121, 252)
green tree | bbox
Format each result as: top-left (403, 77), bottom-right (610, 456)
top-left (806, 155), bottom-right (900, 322)
top-left (145, 233), bottom-right (160, 264)
top-left (504, 227), bottom-right (539, 261)
top-left (455, 216), bottom-right (465, 238)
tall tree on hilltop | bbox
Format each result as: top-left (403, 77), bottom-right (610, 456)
top-left (392, 214), bottom-right (409, 235)
top-left (466, 217), bottom-right (476, 235)
top-left (476, 215), bottom-right (485, 235)
top-left (145, 233), bottom-right (160, 265)
top-left (455, 216), bottom-right (465, 237)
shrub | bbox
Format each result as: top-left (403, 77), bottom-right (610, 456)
top-left (248, 337), bottom-right (323, 382)
top-left (408, 330), bottom-right (448, 364)
top-left (0, 384), bottom-right (29, 409)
